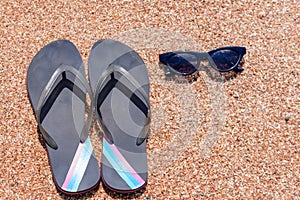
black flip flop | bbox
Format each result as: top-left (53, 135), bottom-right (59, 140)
top-left (27, 40), bottom-right (100, 194)
top-left (88, 39), bottom-right (151, 193)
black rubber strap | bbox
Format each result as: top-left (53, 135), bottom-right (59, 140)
top-left (94, 64), bottom-right (151, 145)
top-left (36, 64), bottom-right (93, 149)
top-left (97, 74), bottom-right (148, 117)
top-left (40, 75), bottom-right (86, 123)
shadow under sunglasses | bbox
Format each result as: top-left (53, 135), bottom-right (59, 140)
top-left (159, 46), bottom-right (246, 76)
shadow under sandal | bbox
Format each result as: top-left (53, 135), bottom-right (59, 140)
top-left (27, 40), bottom-right (100, 195)
top-left (88, 39), bottom-right (151, 193)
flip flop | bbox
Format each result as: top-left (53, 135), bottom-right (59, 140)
top-left (27, 40), bottom-right (100, 194)
top-left (88, 39), bottom-right (151, 193)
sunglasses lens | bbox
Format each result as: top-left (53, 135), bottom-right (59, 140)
top-left (210, 49), bottom-right (239, 71)
top-left (168, 53), bottom-right (197, 75)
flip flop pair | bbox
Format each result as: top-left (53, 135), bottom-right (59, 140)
top-left (27, 39), bottom-right (150, 194)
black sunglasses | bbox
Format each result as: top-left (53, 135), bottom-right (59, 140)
top-left (159, 46), bottom-right (246, 76)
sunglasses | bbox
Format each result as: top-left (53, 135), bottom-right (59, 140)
top-left (159, 46), bottom-right (246, 76)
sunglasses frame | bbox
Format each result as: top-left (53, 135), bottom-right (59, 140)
top-left (159, 46), bottom-right (246, 76)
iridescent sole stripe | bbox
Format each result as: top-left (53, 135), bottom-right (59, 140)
top-left (103, 138), bottom-right (145, 189)
top-left (62, 137), bottom-right (93, 192)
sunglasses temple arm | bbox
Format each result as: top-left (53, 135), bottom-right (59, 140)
top-left (234, 66), bottom-right (244, 72)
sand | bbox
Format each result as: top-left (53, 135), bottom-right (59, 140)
top-left (0, 0), bottom-right (299, 199)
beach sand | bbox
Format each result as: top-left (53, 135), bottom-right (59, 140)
top-left (0, 1), bottom-right (299, 199)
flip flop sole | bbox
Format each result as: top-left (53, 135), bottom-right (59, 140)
top-left (88, 39), bottom-right (150, 192)
top-left (27, 40), bottom-right (100, 194)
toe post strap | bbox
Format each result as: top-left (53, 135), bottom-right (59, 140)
top-left (95, 64), bottom-right (151, 145)
top-left (36, 64), bottom-right (93, 149)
